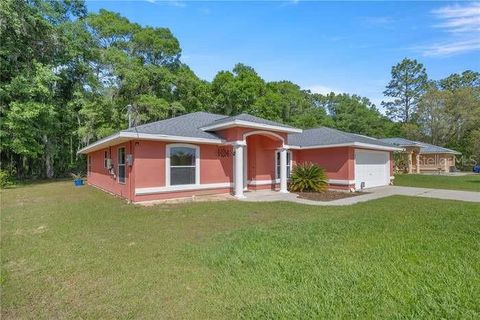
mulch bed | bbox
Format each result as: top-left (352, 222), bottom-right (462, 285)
top-left (296, 190), bottom-right (367, 202)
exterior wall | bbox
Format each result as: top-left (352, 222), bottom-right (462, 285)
top-left (246, 135), bottom-right (282, 184)
top-left (134, 140), bottom-right (166, 188)
top-left (133, 140), bottom-right (233, 189)
top-left (87, 142), bottom-right (134, 200)
top-left (87, 140), bottom-right (233, 203)
top-left (294, 147), bottom-right (394, 190)
top-left (418, 153), bottom-right (455, 172)
top-left (246, 183), bottom-right (279, 191)
top-left (87, 130), bottom-right (397, 202)
top-left (295, 146), bottom-right (354, 180)
top-left (216, 127), bottom-right (288, 191)
top-left (134, 187), bottom-right (232, 202)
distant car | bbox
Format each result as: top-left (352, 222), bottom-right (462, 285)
top-left (473, 165), bottom-right (480, 173)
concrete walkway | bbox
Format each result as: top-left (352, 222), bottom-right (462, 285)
top-left (240, 186), bottom-right (480, 206)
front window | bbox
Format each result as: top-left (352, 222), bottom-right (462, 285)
top-left (168, 145), bottom-right (198, 186)
top-left (118, 147), bottom-right (126, 184)
top-left (276, 150), bottom-right (292, 179)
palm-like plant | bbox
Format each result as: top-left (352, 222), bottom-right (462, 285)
top-left (289, 162), bottom-right (328, 192)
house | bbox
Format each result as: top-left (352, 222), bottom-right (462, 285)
top-left (78, 112), bottom-right (402, 203)
top-left (379, 138), bottom-right (461, 173)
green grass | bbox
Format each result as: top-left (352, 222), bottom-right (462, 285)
top-left (1, 181), bottom-right (480, 318)
top-left (394, 173), bottom-right (480, 192)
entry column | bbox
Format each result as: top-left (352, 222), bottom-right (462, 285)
top-left (416, 153), bottom-right (421, 173)
top-left (408, 151), bottom-right (413, 174)
top-left (233, 141), bottom-right (246, 198)
top-left (279, 147), bottom-right (289, 193)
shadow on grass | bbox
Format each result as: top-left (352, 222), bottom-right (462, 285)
top-left (1, 178), bottom-right (72, 190)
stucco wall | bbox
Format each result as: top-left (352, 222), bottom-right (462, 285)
top-left (246, 135), bottom-right (282, 182)
top-left (87, 140), bottom-right (234, 202)
top-left (134, 187), bottom-right (232, 202)
top-left (87, 143), bottom-right (133, 200)
top-left (419, 153), bottom-right (455, 172)
top-left (295, 147), bottom-right (354, 181)
top-left (87, 136), bottom-right (394, 201)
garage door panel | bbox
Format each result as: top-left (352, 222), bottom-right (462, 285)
top-left (355, 150), bottom-right (390, 189)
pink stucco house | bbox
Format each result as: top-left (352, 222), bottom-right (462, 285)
top-left (79, 112), bottom-right (402, 203)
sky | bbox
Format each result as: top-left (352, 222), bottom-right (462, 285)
top-left (86, 1), bottom-right (480, 109)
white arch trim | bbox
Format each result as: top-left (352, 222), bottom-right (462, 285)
top-left (166, 143), bottom-right (200, 187)
top-left (242, 130), bottom-right (285, 145)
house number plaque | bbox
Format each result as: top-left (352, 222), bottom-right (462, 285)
top-left (217, 147), bottom-right (233, 158)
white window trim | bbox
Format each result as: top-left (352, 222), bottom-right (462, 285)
top-left (275, 150), bottom-right (292, 179)
top-left (166, 143), bottom-right (200, 187)
top-left (118, 147), bottom-right (126, 184)
top-left (104, 150), bottom-right (108, 169)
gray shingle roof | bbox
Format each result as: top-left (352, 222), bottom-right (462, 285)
top-left (379, 138), bottom-right (461, 154)
top-left (123, 112), bottom-right (227, 140)
top-left (288, 127), bottom-right (398, 148)
top-left (379, 137), bottom-right (421, 147)
top-left (84, 112), bottom-right (402, 152)
top-left (202, 113), bottom-right (296, 130)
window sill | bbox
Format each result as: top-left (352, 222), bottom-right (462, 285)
top-left (136, 182), bottom-right (232, 195)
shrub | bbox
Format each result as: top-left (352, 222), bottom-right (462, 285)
top-left (0, 170), bottom-right (13, 188)
top-left (289, 162), bottom-right (328, 192)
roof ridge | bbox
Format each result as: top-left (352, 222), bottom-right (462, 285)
top-left (122, 111), bottom-right (227, 132)
top-left (321, 126), bottom-right (358, 141)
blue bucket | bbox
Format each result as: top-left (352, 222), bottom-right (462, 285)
top-left (74, 179), bottom-right (84, 186)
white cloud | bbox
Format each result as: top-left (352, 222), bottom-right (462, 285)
top-left (145, 0), bottom-right (186, 7)
top-left (423, 38), bottom-right (480, 56)
top-left (304, 85), bottom-right (342, 95)
top-left (362, 16), bottom-right (395, 27)
top-left (432, 3), bottom-right (480, 32)
top-left (423, 2), bottom-right (480, 56)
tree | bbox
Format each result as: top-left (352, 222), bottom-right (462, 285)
top-left (417, 87), bottom-right (451, 146)
top-left (317, 93), bottom-right (395, 137)
top-left (439, 70), bottom-right (480, 91)
top-left (382, 58), bottom-right (428, 123)
top-left (1, 0), bottom-right (89, 178)
top-left (211, 63), bottom-right (265, 115)
top-left (4, 1), bottom-right (476, 180)
top-left (3, 63), bottom-right (59, 178)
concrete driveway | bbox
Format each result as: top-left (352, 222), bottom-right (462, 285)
top-left (241, 186), bottom-right (480, 206)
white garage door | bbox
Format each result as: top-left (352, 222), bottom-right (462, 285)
top-left (355, 149), bottom-right (390, 189)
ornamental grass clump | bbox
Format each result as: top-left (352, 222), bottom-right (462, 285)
top-left (289, 162), bottom-right (328, 192)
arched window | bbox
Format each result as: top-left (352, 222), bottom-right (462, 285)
top-left (166, 144), bottom-right (200, 186)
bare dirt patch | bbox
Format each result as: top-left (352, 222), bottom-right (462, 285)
top-left (296, 191), bottom-right (366, 202)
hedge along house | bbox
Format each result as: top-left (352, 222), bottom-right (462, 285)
top-left (379, 138), bottom-right (461, 173)
top-left (78, 112), bottom-right (402, 203)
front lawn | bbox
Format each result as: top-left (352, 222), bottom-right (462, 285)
top-left (1, 181), bottom-right (479, 318)
top-left (394, 173), bottom-right (480, 192)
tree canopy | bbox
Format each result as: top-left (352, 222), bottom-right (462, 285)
top-left (1, 1), bottom-right (478, 179)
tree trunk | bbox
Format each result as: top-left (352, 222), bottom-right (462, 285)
top-left (43, 134), bottom-right (54, 179)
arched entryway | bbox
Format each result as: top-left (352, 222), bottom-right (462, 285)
top-left (232, 130), bottom-right (289, 198)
